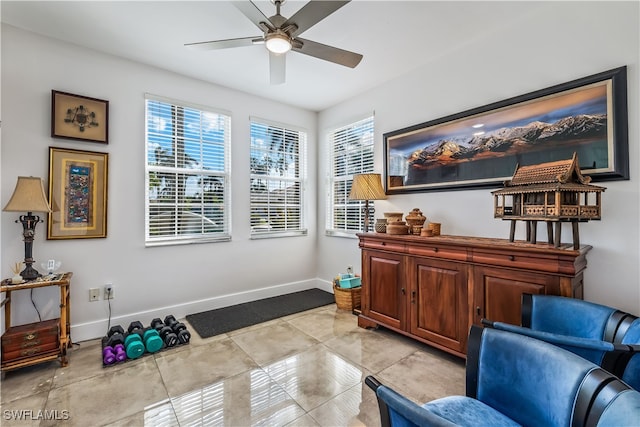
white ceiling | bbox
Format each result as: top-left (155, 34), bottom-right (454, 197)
top-left (1, 1), bottom-right (550, 111)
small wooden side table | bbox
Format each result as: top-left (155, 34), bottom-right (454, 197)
top-left (0, 272), bottom-right (73, 372)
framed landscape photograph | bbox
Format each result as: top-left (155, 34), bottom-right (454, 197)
top-left (384, 66), bottom-right (628, 194)
top-left (51, 90), bottom-right (109, 144)
top-left (47, 147), bottom-right (108, 239)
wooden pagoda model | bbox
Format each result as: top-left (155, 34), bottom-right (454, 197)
top-left (492, 152), bottom-right (605, 249)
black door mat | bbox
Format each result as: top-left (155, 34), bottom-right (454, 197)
top-left (186, 288), bottom-right (335, 339)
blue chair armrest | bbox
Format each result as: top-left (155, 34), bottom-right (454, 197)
top-left (365, 376), bottom-right (457, 427)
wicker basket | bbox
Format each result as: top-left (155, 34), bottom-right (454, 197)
top-left (428, 222), bottom-right (441, 236)
top-left (333, 283), bottom-right (361, 311)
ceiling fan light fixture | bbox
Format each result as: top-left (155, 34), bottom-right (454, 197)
top-left (265, 32), bottom-right (292, 54)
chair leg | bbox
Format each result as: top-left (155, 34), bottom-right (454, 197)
top-left (365, 376), bottom-right (391, 427)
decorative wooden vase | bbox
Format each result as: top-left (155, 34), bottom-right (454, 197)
top-left (405, 208), bottom-right (427, 235)
top-left (374, 218), bottom-right (388, 233)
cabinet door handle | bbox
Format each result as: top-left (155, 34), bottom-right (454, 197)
top-left (476, 306), bottom-right (481, 316)
top-left (411, 290), bottom-right (416, 303)
top-left (401, 288), bottom-right (406, 295)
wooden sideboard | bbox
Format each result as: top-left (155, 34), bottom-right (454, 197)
top-left (357, 234), bottom-right (590, 358)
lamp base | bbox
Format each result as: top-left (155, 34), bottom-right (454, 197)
top-left (20, 262), bottom-right (40, 281)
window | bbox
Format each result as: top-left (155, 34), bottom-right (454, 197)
top-left (145, 95), bottom-right (231, 246)
top-left (327, 115), bottom-right (375, 236)
top-left (250, 118), bottom-right (306, 238)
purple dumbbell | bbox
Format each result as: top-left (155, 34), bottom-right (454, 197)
top-left (114, 344), bottom-right (126, 362)
top-left (103, 346), bottom-right (117, 365)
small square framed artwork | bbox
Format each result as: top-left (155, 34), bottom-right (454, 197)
top-left (51, 90), bottom-right (109, 144)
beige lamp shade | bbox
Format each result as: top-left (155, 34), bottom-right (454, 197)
top-left (349, 173), bottom-right (387, 201)
top-left (3, 176), bottom-right (52, 213)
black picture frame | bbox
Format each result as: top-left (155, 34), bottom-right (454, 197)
top-left (383, 66), bottom-right (628, 194)
top-left (51, 90), bottom-right (109, 144)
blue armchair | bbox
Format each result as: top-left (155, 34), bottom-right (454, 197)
top-left (486, 294), bottom-right (640, 390)
top-left (366, 325), bottom-right (640, 427)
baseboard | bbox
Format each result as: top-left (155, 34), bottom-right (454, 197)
top-left (70, 278), bottom-right (334, 343)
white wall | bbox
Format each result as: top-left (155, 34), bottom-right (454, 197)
top-left (318, 1), bottom-right (640, 315)
top-left (1, 25), bottom-right (319, 341)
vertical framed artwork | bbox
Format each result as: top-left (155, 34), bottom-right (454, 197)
top-left (51, 90), bottom-right (109, 144)
top-left (47, 147), bottom-right (108, 239)
top-left (384, 66), bottom-right (628, 194)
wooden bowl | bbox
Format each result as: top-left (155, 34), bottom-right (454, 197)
top-left (387, 223), bottom-right (409, 235)
top-left (421, 228), bottom-right (434, 237)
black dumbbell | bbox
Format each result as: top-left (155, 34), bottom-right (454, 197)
top-left (151, 318), bottom-right (164, 331)
top-left (164, 315), bottom-right (178, 328)
top-left (164, 315), bottom-right (191, 344)
top-left (106, 325), bottom-right (125, 346)
top-left (158, 325), bottom-right (178, 347)
top-left (174, 323), bottom-right (191, 344)
top-left (104, 325), bottom-right (126, 365)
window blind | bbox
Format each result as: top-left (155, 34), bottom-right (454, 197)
top-left (249, 119), bottom-right (307, 237)
top-left (327, 115), bottom-right (375, 235)
top-left (145, 95), bottom-right (231, 245)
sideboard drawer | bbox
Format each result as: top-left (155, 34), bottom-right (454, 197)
top-left (471, 251), bottom-right (559, 273)
top-left (361, 239), bottom-right (406, 253)
top-left (407, 244), bottom-right (468, 261)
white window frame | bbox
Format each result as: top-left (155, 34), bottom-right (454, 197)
top-left (249, 117), bottom-right (307, 239)
top-left (326, 115), bottom-right (375, 237)
top-left (144, 94), bottom-right (231, 246)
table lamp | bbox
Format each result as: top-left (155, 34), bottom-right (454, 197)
top-left (349, 173), bottom-right (387, 232)
top-left (3, 176), bottom-right (52, 280)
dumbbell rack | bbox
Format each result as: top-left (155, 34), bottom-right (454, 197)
top-left (101, 316), bottom-right (191, 367)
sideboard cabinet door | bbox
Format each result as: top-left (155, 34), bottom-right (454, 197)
top-left (409, 257), bottom-right (469, 353)
top-left (473, 266), bottom-right (559, 326)
top-left (362, 250), bottom-right (406, 331)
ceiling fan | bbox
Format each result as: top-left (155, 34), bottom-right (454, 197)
top-left (185, 0), bottom-right (363, 84)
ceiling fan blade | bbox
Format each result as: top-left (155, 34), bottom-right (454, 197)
top-left (294, 37), bottom-right (362, 68)
top-left (283, 1), bottom-right (350, 38)
top-left (233, 1), bottom-right (274, 31)
top-left (269, 52), bottom-right (286, 85)
top-left (185, 36), bottom-right (261, 51)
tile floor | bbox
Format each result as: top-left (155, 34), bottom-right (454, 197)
top-left (0, 304), bottom-right (465, 426)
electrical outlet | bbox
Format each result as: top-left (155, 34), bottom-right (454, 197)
top-left (104, 283), bottom-right (114, 300)
top-left (347, 265), bottom-right (354, 274)
top-left (89, 288), bottom-right (100, 302)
